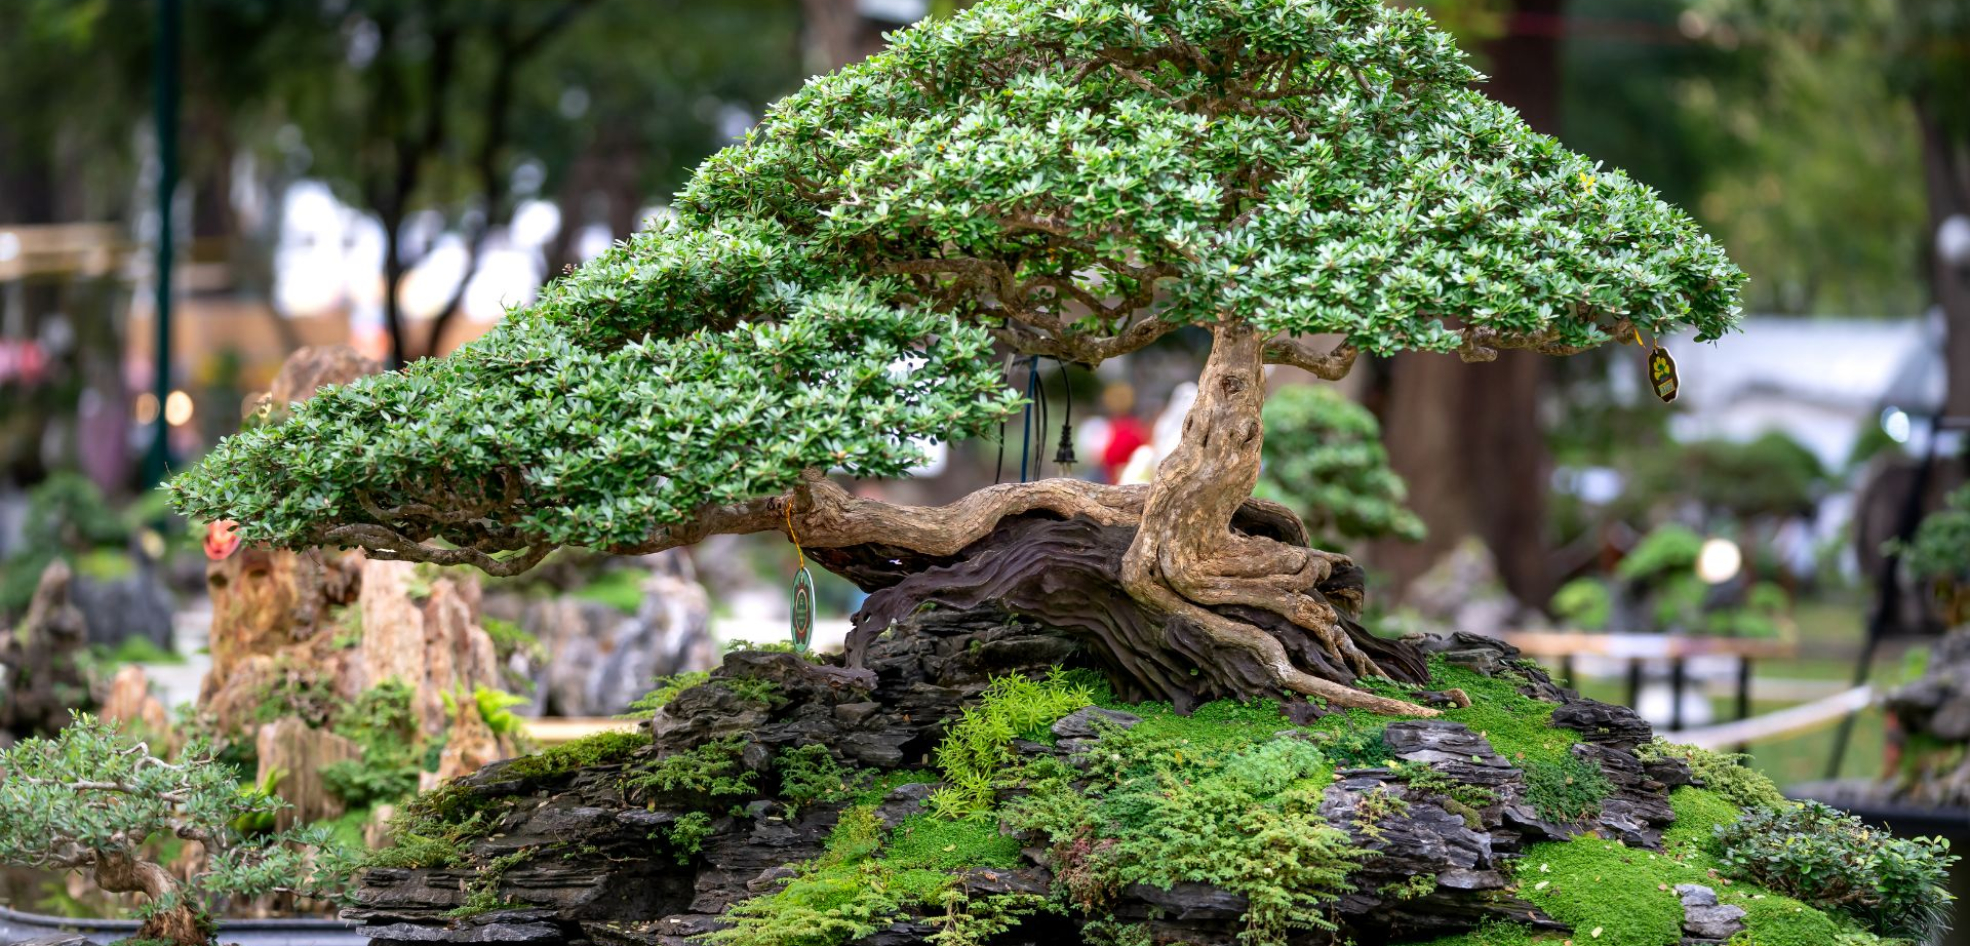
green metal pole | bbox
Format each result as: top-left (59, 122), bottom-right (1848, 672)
top-left (145, 0), bottom-right (180, 487)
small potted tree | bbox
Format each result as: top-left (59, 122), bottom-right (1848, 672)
top-left (0, 715), bottom-right (342, 946)
top-left (1897, 484), bottom-right (1970, 627)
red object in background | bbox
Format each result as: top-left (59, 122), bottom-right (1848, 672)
top-left (0, 340), bottom-right (46, 385)
top-left (1101, 415), bottom-right (1150, 483)
top-left (203, 520), bottom-right (241, 561)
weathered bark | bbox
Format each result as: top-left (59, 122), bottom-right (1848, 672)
top-left (843, 513), bottom-right (1427, 711)
top-left (824, 323), bottom-right (1434, 716)
top-left (94, 851), bottom-right (211, 946)
top-left (1117, 323), bottom-right (1432, 715)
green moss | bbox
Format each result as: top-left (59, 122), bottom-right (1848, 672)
top-left (1005, 733), bottom-right (1371, 946)
top-left (1638, 740), bottom-right (1788, 812)
top-left (884, 814), bottom-right (1024, 871)
top-left (360, 782), bottom-right (513, 869)
top-left (1409, 918), bottom-right (1560, 945)
top-left (704, 802), bottom-right (1045, 946)
top-left (1515, 837), bottom-right (1689, 946)
top-left (1516, 828), bottom-right (1851, 946)
top-left (1663, 786), bottom-right (1741, 857)
top-left (445, 848), bottom-right (532, 918)
top-left (849, 769), bottom-right (940, 807)
top-left (501, 729), bottom-right (647, 781)
top-left (1729, 893), bottom-right (1846, 946)
top-left (621, 670), bottom-right (713, 717)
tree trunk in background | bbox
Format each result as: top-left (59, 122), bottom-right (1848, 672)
top-left (801, 0), bottom-right (883, 71)
top-left (1916, 100), bottom-right (1970, 419)
top-left (1369, 0), bottom-right (1562, 611)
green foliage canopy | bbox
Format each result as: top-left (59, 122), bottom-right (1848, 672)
top-left (172, 0), bottom-right (1742, 564)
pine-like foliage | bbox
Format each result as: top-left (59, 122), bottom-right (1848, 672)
top-left (0, 715), bottom-right (342, 922)
top-left (170, 0), bottom-right (1743, 563)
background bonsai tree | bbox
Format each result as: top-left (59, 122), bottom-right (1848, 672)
top-left (1256, 385), bottom-right (1424, 550)
top-left (0, 714), bottom-right (340, 946)
top-left (170, 0), bottom-right (1741, 716)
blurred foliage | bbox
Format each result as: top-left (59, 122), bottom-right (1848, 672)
top-left (1256, 385), bottom-right (1424, 548)
top-left (1678, 0), bottom-right (1969, 316)
top-left (1625, 431), bottom-right (1829, 521)
top-left (1892, 484), bottom-right (1970, 585)
top-left (1, 473), bottom-right (131, 613)
top-left (1553, 523), bottom-right (1792, 636)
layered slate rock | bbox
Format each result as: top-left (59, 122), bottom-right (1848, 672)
top-left (345, 617), bottom-right (1698, 946)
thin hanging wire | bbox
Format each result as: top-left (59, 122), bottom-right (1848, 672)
top-left (1019, 354), bottom-right (1039, 482)
top-left (994, 353), bottom-right (1015, 485)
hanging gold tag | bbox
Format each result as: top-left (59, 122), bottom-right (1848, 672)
top-left (1647, 346), bottom-right (1679, 403)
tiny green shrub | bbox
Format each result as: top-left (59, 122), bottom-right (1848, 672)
top-left (663, 811), bottom-right (715, 865)
top-left (930, 670), bottom-right (1093, 816)
top-left (626, 736), bottom-right (758, 802)
top-left (445, 848), bottom-right (532, 918)
top-left (777, 744), bottom-right (854, 810)
top-left (1712, 801), bottom-right (1957, 940)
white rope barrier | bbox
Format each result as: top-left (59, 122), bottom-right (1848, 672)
top-left (1659, 685), bottom-right (1875, 750)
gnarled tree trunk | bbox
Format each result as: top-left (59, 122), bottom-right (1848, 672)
top-left (94, 851), bottom-right (211, 946)
top-left (826, 323), bottom-right (1433, 716)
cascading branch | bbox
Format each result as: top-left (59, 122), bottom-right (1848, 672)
top-left (172, 0), bottom-right (1742, 714)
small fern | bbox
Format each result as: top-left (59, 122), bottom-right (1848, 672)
top-left (929, 670), bottom-right (1094, 816)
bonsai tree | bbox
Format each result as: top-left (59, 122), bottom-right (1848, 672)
top-left (0, 714), bottom-right (341, 945)
top-left (170, 0), bottom-right (1741, 717)
top-left (1895, 484), bottom-right (1970, 625)
top-left (1256, 384), bottom-right (1424, 549)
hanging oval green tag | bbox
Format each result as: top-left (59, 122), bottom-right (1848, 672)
top-left (1648, 346), bottom-right (1679, 403)
top-left (791, 566), bottom-right (815, 652)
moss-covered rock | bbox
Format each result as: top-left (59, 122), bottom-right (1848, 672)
top-left (343, 618), bottom-right (1941, 946)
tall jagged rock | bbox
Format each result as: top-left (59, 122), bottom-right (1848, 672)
top-left (0, 560), bottom-right (94, 738)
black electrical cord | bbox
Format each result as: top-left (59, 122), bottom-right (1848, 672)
top-left (1054, 358), bottom-right (1077, 469)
